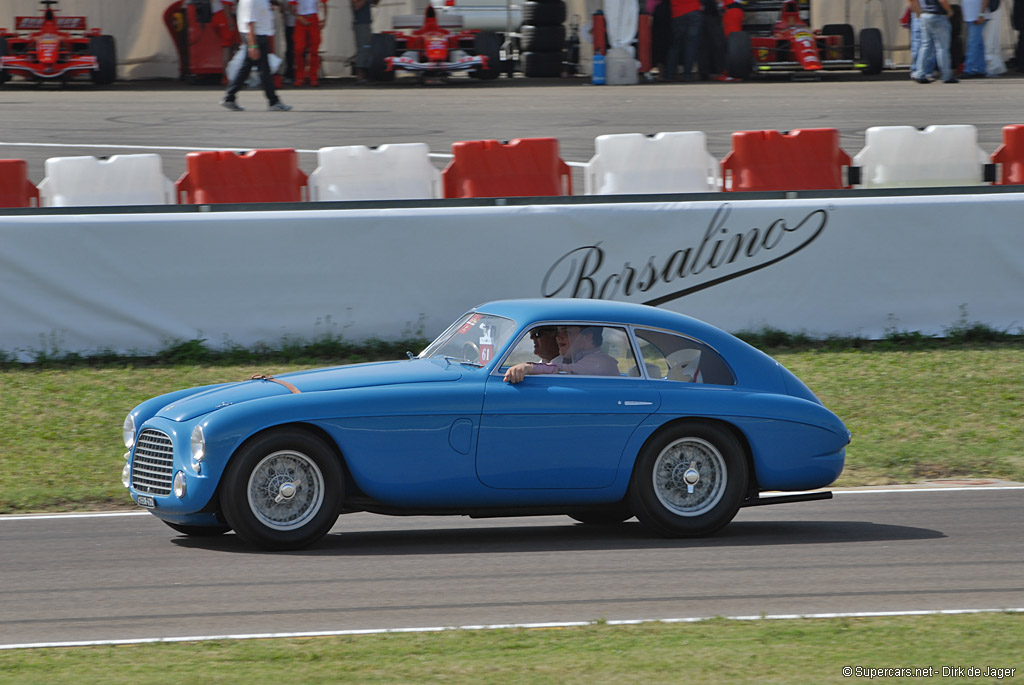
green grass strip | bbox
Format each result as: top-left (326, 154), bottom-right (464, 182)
top-left (1, 614), bottom-right (1020, 683)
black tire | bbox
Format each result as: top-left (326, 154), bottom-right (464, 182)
top-left (220, 429), bottom-right (344, 551)
top-left (569, 504), bottom-right (633, 525)
top-left (88, 34), bottom-right (117, 85)
top-left (163, 520), bottom-right (232, 537)
top-left (522, 50), bottom-right (563, 77)
top-left (858, 27), bottom-right (884, 75)
top-left (368, 33), bottom-right (396, 82)
top-left (820, 23), bottom-right (854, 61)
top-left (725, 31), bottom-right (752, 79)
top-left (628, 421), bottom-right (748, 538)
top-left (520, 25), bottom-right (564, 53)
top-left (522, 1), bottom-right (566, 26)
top-left (473, 31), bottom-right (501, 80)
top-left (0, 37), bottom-right (9, 84)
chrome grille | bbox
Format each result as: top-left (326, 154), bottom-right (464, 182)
top-left (132, 428), bottom-right (175, 496)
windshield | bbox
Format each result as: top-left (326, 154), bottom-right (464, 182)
top-left (420, 312), bottom-right (517, 366)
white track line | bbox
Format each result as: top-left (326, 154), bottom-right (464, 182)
top-left (1, 608), bottom-right (1021, 651)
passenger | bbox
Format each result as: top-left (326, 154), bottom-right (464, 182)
top-left (505, 326), bottom-right (620, 383)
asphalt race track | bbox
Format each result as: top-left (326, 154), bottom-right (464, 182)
top-left (3, 70), bottom-right (1024, 187)
top-left (1, 488), bottom-right (1022, 648)
top-left (2, 72), bottom-right (1023, 647)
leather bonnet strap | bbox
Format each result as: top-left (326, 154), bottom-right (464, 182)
top-left (250, 374), bottom-right (301, 394)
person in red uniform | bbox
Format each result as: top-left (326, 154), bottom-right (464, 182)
top-left (664, 0), bottom-right (703, 81)
top-left (722, 1), bottom-right (744, 36)
top-left (291, 0), bottom-right (328, 86)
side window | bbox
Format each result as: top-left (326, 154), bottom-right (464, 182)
top-left (633, 329), bottom-right (735, 385)
top-left (583, 326), bottom-right (637, 378)
top-left (500, 324), bottom-right (639, 379)
top-left (503, 326), bottom-right (557, 367)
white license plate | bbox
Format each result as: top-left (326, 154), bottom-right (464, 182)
top-left (137, 495), bottom-right (156, 508)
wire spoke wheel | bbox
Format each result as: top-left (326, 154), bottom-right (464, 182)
top-left (221, 430), bottom-right (343, 550)
top-left (653, 437), bottom-right (727, 517)
top-left (629, 421), bottom-right (748, 538)
top-left (247, 450), bottom-right (326, 531)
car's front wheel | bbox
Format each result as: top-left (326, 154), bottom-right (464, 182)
top-left (221, 429), bottom-right (343, 550)
top-left (629, 421), bottom-right (747, 537)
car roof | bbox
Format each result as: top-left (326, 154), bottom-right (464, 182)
top-left (474, 298), bottom-right (733, 344)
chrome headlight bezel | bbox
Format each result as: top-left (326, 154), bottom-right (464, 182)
top-left (122, 414), bottom-right (137, 449)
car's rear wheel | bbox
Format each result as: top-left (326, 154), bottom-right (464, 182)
top-left (221, 429), bottom-right (343, 550)
top-left (162, 520), bottom-right (232, 537)
top-left (629, 421), bottom-right (747, 537)
top-left (89, 35), bottom-right (117, 85)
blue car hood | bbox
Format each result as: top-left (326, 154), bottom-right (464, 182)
top-left (156, 359), bottom-right (462, 421)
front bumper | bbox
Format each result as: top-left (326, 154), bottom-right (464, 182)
top-left (125, 417), bottom-right (220, 517)
top-left (0, 55), bottom-right (98, 79)
top-left (386, 55), bottom-right (487, 73)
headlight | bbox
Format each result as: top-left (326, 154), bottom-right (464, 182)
top-left (173, 471), bottom-right (187, 498)
top-left (121, 462), bottom-right (131, 488)
top-left (190, 424), bottom-right (206, 473)
top-left (122, 414), bottom-right (136, 449)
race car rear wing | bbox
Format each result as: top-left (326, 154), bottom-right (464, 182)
top-left (391, 13), bottom-right (464, 29)
top-left (15, 15), bottom-right (88, 31)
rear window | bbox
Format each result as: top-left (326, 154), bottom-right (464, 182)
top-left (633, 328), bottom-right (735, 385)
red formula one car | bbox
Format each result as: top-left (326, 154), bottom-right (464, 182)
top-left (725, 0), bottom-right (882, 79)
top-left (0, 0), bottom-right (116, 86)
top-left (368, 5), bottom-right (500, 83)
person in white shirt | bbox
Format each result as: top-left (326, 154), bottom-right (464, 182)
top-left (983, 0), bottom-right (1007, 75)
top-left (221, 0), bottom-right (292, 111)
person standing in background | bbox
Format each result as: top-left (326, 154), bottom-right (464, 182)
top-left (1015, 0), bottom-right (1024, 71)
top-left (292, 0), bottom-right (328, 86)
top-left (911, 0), bottom-right (958, 83)
top-left (984, 0), bottom-right (1007, 75)
top-left (352, 0), bottom-right (376, 84)
top-left (962, 0), bottom-right (989, 77)
top-left (663, 0), bottom-right (702, 82)
top-left (907, 0), bottom-right (937, 80)
top-left (212, 0), bottom-right (240, 81)
top-left (280, 0), bottom-right (296, 83)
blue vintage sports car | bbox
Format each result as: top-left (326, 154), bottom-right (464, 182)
top-left (121, 299), bottom-right (849, 550)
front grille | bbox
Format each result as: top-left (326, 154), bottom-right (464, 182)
top-left (132, 428), bottom-right (175, 496)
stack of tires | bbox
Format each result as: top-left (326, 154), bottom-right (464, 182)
top-left (520, 0), bottom-right (566, 77)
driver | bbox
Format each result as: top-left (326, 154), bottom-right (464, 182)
top-left (504, 326), bottom-right (620, 383)
top-left (530, 326), bottom-right (561, 364)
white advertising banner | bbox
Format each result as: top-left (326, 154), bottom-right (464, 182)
top-left (1, 192), bottom-right (1022, 359)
